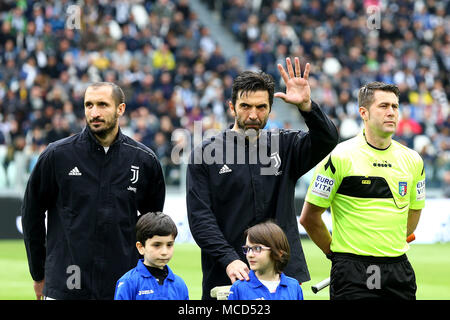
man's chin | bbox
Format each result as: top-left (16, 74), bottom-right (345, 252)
top-left (88, 124), bottom-right (110, 137)
top-left (234, 124), bottom-right (264, 137)
top-left (238, 128), bottom-right (260, 139)
top-left (89, 125), bottom-right (104, 133)
top-left (383, 127), bottom-right (396, 135)
top-left (245, 127), bottom-right (261, 132)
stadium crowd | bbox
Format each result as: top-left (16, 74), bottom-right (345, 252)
top-left (0, 0), bottom-right (448, 194)
top-left (207, 0), bottom-right (449, 191)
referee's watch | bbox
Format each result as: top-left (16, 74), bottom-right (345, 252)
top-left (326, 252), bottom-right (333, 260)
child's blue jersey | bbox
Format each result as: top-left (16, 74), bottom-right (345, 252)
top-left (114, 259), bottom-right (189, 300)
top-left (227, 270), bottom-right (303, 300)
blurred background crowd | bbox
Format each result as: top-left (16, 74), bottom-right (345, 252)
top-left (0, 0), bottom-right (448, 196)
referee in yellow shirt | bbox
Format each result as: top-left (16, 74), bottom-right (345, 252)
top-left (300, 82), bottom-right (425, 300)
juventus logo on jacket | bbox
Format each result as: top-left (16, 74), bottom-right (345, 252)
top-left (130, 166), bottom-right (139, 184)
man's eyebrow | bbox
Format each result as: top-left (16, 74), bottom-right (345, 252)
top-left (84, 99), bottom-right (110, 105)
top-left (239, 102), bottom-right (268, 107)
top-left (378, 101), bottom-right (399, 106)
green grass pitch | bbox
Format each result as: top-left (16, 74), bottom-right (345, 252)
top-left (1, 239), bottom-right (449, 300)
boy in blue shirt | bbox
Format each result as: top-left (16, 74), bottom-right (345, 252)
top-left (114, 212), bottom-right (189, 300)
top-left (227, 221), bottom-right (303, 300)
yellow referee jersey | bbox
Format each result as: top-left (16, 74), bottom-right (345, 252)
top-left (305, 132), bottom-right (426, 257)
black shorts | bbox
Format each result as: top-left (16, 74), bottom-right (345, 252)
top-left (329, 252), bottom-right (417, 300)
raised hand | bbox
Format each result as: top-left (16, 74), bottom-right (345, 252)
top-left (274, 57), bottom-right (312, 112)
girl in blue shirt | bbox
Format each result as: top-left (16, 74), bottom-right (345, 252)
top-left (227, 221), bottom-right (303, 300)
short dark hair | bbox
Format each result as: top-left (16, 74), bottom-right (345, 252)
top-left (136, 212), bottom-right (178, 245)
top-left (358, 82), bottom-right (399, 109)
top-left (231, 71), bottom-right (275, 107)
top-left (86, 82), bottom-right (125, 107)
top-left (245, 220), bottom-right (290, 274)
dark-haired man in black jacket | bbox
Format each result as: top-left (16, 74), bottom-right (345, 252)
top-left (187, 57), bottom-right (339, 299)
top-left (22, 82), bottom-right (165, 300)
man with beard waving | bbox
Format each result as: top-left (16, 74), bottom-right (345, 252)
top-left (186, 57), bottom-right (339, 299)
top-left (22, 82), bottom-right (166, 300)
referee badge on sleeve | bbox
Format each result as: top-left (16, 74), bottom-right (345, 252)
top-left (311, 174), bottom-right (335, 199)
top-left (399, 182), bottom-right (407, 197)
top-left (416, 180), bottom-right (425, 201)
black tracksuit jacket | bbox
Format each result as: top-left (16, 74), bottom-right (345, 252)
top-left (21, 127), bottom-right (165, 299)
top-left (186, 101), bottom-right (339, 299)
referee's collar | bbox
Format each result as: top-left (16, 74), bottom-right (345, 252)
top-left (362, 130), bottom-right (391, 151)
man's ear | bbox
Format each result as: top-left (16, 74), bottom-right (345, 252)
top-left (229, 101), bottom-right (236, 117)
top-left (117, 103), bottom-right (126, 116)
top-left (359, 106), bottom-right (369, 121)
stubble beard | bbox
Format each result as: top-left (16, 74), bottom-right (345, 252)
top-left (236, 117), bottom-right (267, 137)
top-left (87, 116), bottom-right (118, 140)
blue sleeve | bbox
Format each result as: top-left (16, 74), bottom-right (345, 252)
top-left (172, 276), bottom-right (189, 300)
top-left (227, 283), bottom-right (239, 300)
top-left (182, 280), bottom-right (189, 300)
top-left (298, 284), bottom-right (304, 300)
top-left (114, 278), bottom-right (135, 300)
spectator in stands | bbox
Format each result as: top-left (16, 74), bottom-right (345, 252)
top-left (152, 42), bottom-right (176, 71)
top-left (0, 0), bottom-right (447, 194)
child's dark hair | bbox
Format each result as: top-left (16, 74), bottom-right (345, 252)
top-left (136, 212), bottom-right (178, 245)
top-left (245, 220), bottom-right (290, 274)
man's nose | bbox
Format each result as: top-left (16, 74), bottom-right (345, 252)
top-left (386, 106), bottom-right (395, 116)
top-left (90, 105), bottom-right (101, 118)
top-left (248, 108), bottom-right (258, 120)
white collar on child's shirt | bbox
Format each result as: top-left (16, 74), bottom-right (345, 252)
top-left (258, 278), bottom-right (281, 293)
